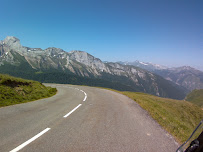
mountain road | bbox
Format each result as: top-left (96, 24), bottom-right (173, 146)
top-left (0, 84), bottom-right (179, 152)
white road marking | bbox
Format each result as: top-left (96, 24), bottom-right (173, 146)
top-left (78, 89), bottom-right (87, 101)
top-left (63, 104), bottom-right (82, 118)
top-left (147, 133), bottom-right (151, 136)
top-left (83, 95), bottom-right (87, 101)
top-left (10, 128), bottom-right (51, 152)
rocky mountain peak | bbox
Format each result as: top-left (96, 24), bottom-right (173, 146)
top-left (169, 66), bottom-right (201, 74)
top-left (69, 50), bottom-right (95, 62)
top-left (45, 47), bottom-right (65, 54)
top-left (179, 66), bottom-right (196, 71)
top-left (1, 36), bottom-right (22, 53)
top-left (69, 50), bottom-right (85, 53)
top-left (4, 36), bottom-right (21, 47)
top-left (69, 50), bottom-right (107, 72)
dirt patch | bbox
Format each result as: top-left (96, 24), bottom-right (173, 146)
top-left (1, 79), bottom-right (30, 88)
top-left (14, 87), bottom-right (26, 96)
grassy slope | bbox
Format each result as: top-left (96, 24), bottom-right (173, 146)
top-left (0, 74), bottom-right (57, 107)
top-left (185, 89), bottom-right (203, 107)
top-left (106, 89), bottom-right (202, 143)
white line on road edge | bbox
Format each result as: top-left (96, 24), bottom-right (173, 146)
top-left (63, 104), bottom-right (82, 118)
top-left (10, 128), bottom-right (51, 152)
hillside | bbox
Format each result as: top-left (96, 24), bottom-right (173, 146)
top-left (120, 61), bottom-right (203, 91)
top-left (110, 90), bottom-right (203, 143)
top-left (0, 36), bottom-right (188, 99)
top-left (0, 74), bottom-right (57, 107)
top-left (185, 89), bottom-right (203, 107)
top-left (154, 67), bottom-right (203, 91)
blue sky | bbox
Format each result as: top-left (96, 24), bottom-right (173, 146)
top-left (0, 0), bottom-right (202, 70)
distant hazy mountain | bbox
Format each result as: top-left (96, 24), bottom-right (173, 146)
top-left (0, 36), bottom-right (188, 99)
top-left (119, 61), bottom-right (203, 91)
top-left (118, 61), bottom-right (168, 71)
top-left (154, 67), bottom-right (203, 91)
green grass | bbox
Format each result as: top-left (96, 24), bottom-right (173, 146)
top-left (0, 74), bottom-right (57, 107)
top-left (35, 71), bottom-right (43, 74)
top-left (185, 89), bottom-right (203, 107)
top-left (104, 88), bottom-right (203, 143)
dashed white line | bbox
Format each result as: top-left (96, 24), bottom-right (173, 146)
top-left (10, 86), bottom-right (87, 151)
top-left (10, 128), bottom-right (51, 152)
top-left (63, 104), bottom-right (82, 118)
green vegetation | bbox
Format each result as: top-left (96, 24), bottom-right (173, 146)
top-left (0, 60), bottom-right (137, 92)
top-left (107, 89), bottom-right (203, 143)
top-left (0, 54), bottom-right (187, 100)
top-left (0, 74), bottom-right (57, 107)
top-left (185, 89), bottom-right (203, 107)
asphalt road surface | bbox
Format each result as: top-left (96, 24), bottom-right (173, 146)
top-left (0, 84), bottom-right (179, 152)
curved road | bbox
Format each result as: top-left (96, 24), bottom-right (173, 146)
top-left (0, 84), bottom-right (179, 152)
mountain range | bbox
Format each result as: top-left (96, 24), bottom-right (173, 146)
top-left (0, 36), bottom-right (193, 99)
top-left (119, 61), bottom-right (203, 91)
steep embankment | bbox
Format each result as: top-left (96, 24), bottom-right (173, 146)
top-left (0, 74), bottom-right (57, 107)
top-left (185, 89), bottom-right (203, 107)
